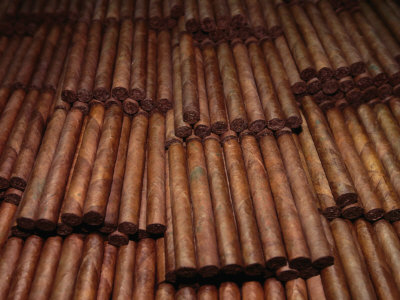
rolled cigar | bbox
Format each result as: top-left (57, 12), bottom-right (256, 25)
top-left (203, 135), bottom-right (243, 275)
top-left (35, 106), bottom-right (86, 231)
top-left (176, 286), bottom-right (196, 300)
top-left (83, 104), bottom-right (123, 225)
top-left (96, 243), bottom-right (117, 300)
top-left (232, 40), bottom-right (266, 132)
top-left (277, 129), bottom-right (333, 268)
top-left (0, 237), bottom-right (23, 299)
top-left (285, 278), bottom-right (308, 300)
top-left (61, 22), bottom-right (88, 103)
top-left (219, 282), bottom-right (240, 300)
top-left (306, 276), bottom-right (326, 300)
top-left (0, 90), bottom-right (40, 189)
top-left (355, 72), bottom-right (373, 91)
top-left (165, 109), bottom-right (183, 148)
top-left (4, 188), bottom-right (23, 205)
top-left (76, 21), bottom-right (102, 102)
top-left (134, 0), bottom-right (148, 21)
top-left (138, 160), bottom-right (149, 240)
top-left (264, 278), bottom-right (286, 300)
top-left (277, 265), bottom-right (300, 282)
top-left (110, 20), bottom-right (133, 101)
top-left (389, 97), bottom-right (400, 123)
top-left (156, 31), bottom-right (173, 112)
top-left (141, 30), bottom-right (156, 111)
top-left (105, 0), bottom-right (120, 24)
top-left (67, 0), bottom-right (81, 22)
top-left (149, 0), bottom-right (163, 30)
top-left (146, 112), bottom-right (166, 234)
top-left (301, 96), bottom-right (357, 206)
top-left (298, 112), bottom-right (340, 219)
top-left (212, 0), bottom-right (230, 30)
top-left (0, 201), bottom-right (17, 247)
top-left (226, 0), bottom-right (248, 28)
top-left (118, 112), bottom-right (148, 235)
top-left (101, 114), bottom-right (130, 233)
top-left (198, 0), bottom-right (215, 32)
top-left (112, 240), bottom-right (136, 299)
top-left (258, 131), bottom-right (311, 270)
top-left (241, 281), bottom-right (264, 299)
top-left (16, 109), bottom-right (67, 230)
top-left (156, 283), bottom-right (175, 300)
top-left (370, 0), bottom-right (400, 44)
top-left (156, 237), bottom-right (166, 284)
top-left (244, 0), bottom-right (265, 37)
top-left (186, 138), bottom-right (220, 277)
top-left (184, 0), bottom-right (199, 32)
top-left (132, 238), bottom-right (156, 299)
top-left (307, 78), bottom-right (322, 95)
top-left (0, 36), bottom-right (21, 85)
top-left (72, 234), bottom-right (104, 300)
top-left (108, 229), bottom-right (129, 247)
top-left (7, 235), bottom-right (43, 300)
top-left (57, 218), bottom-right (73, 236)
top-left (240, 133), bottom-right (287, 269)
top-left (197, 285), bottom-right (218, 299)
top-left (168, 143), bottom-right (197, 278)
top-left (201, 42), bottom-right (228, 134)
top-left (92, 0), bottom-right (107, 22)
top-left (339, 77), bottom-right (355, 93)
top-left (77, 0), bottom-right (95, 24)
top-left (374, 219), bottom-right (400, 289)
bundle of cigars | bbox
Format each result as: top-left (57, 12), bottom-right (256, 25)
top-left (0, 0), bottom-right (400, 299)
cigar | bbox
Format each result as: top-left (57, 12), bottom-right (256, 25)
top-left (83, 104), bottom-right (123, 225)
top-left (7, 235), bottom-right (43, 300)
top-left (138, 160), bottom-right (149, 240)
top-left (201, 42), bottom-right (228, 134)
top-left (262, 40), bottom-right (302, 128)
top-left (157, 31), bottom-right (173, 112)
top-left (141, 30), bottom-right (157, 111)
top-left (132, 239), bottom-right (156, 298)
top-left (219, 282), bottom-right (240, 300)
top-left (258, 130), bottom-right (311, 270)
top-left (264, 278), bottom-right (285, 299)
top-left (198, 0), bottom-right (215, 32)
top-left (213, 0), bottom-right (230, 30)
top-left (104, 0), bottom-right (119, 24)
top-left (156, 283), bottom-right (175, 300)
top-left (101, 114), bottom-right (130, 233)
top-left (149, 0), bottom-right (163, 29)
top-left (176, 286), bottom-right (196, 300)
top-left (93, 21), bottom-right (119, 101)
top-left (240, 133), bottom-right (287, 269)
top-left (184, 0), bottom-right (199, 32)
top-left (96, 242), bottom-right (117, 300)
top-left (4, 188), bottom-right (23, 205)
top-left (203, 135), bottom-right (243, 275)
top-left (35, 106), bottom-right (87, 232)
top-left (16, 109), bottom-right (67, 230)
top-left (0, 36), bottom-right (21, 85)
top-left (240, 281), bottom-right (263, 299)
top-left (118, 112), bottom-right (148, 235)
top-left (165, 109), bottom-right (183, 148)
top-left (0, 202), bottom-right (18, 251)
top-left (0, 237), bottom-right (23, 298)
top-left (186, 138), bottom-right (220, 277)
top-left (146, 112), bottom-right (166, 234)
top-left (92, 0), bottom-right (107, 22)
top-left (155, 237), bottom-right (166, 285)
top-left (307, 77), bottom-right (322, 95)
top-left (285, 278), bottom-right (308, 300)
top-left (108, 230), bottom-right (129, 247)
top-left (61, 22), bottom-right (88, 103)
top-left (197, 285), bottom-right (218, 299)
top-left (389, 97), bottom-right (400, 124)
top-left (112, 241), bottom-right (136, 299)
top-left (339, 77), bottom-right (355, 94)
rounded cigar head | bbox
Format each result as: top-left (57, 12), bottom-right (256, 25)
top-left (364, 208), bottom-right (384, 222)
top-left (291, 81), bottom-right (307, 95)
top-left (35, 218), bottom-right (56, 232)
top-left (285, 116), bottom-right (302, 129)
top-left (339, 76), bottom-right (354, 93)
top-left (61, 213), bottom-right (82, 227)
top-left (393, 84), bottom-right (400, 97)
top-left (112, 87), bottom-right (129, 101)
top-left (312, 255), bottom-right (334, 269)
top-left (307, 78), bottom-right (322, 95)
top-left (300, 67), bottom-right (317, 82)
top-left (341, 204), bottom-right (364, 219)
top-left (322, 206), bottom-right (342, 220)
top-left (275, 127), bottom-right (292, 138)
top-left (377, 84), bottom-right (392, 99)
top-left (299, 267), bottom-right (319, 280)
top-left (146, 223), bottom-right (166, 235)
top-left (335, 66), bottom-right (351, 80)
top-left (83, 211), bottom-right (104, 226)
top-left (373, 73), bottom-right (388, 87)
top-left (122, 98), bottom-right (139, 115)
top-left (108, 231), bottom-right (129, 247)
top-left (350, 61), bottom-right (366, 76)
top-left (72, 101), bottom-right (89, 115)
top-left (266, 256), bottom-right (287, 270)
top-left (276, 268), bottom-right (299, 282)
top-left (76, 89), bottom-right (93, 102)
top-left (289, 256), bottom-right (312, 271)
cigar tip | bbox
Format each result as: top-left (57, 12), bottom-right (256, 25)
top-left (198, 265), bottom-right (219, 279)
top-left (312, 256), bottom-right (334, 269)
top-left (146, 223), bottom-right (166, 235)
top-left (364, 208), bottom-right (384, 221)
top-left (288, 257), bottom-right (312, 270)
top-left (266, 257), bottom-right (287, 270)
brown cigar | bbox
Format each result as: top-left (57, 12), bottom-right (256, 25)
top-left (219, 282), bottom-right (240, 300)
top-left (186, 138), bottom-right (220, 277)
top-left (146, 112), bottom-right (166, 234)
top-left (307, 77), bottom-right (322, 95)
top-left (16, 109), bottom-right (67, 230)
top-left (0, 36), bottom-right (21, 85)
top-left (0, 237), bottom-right (23, 298)
top-left (264, 278), bottom-right (286, 299)
top-left (165, 109), bottom-right (183, 148)
top-left (141, 30), bottom-right (157, 111)
top-left (241, 281), bottom-right (264, 299)
top-left (138, 160), bottom-right (149, 240)
top-left (197, 285), bottom-right (218, 299)
top-left (339, 76), bottom-right (355, 93)
top-left (112, 240), bottom-right (136, 299)
top-left (118, 112), bottom-right (148, 235)
top-left (157, 31), bottom-right (173, 112)
top-left (198, 0), bottom-right (215, 32)
top-left (3, 188), bottom-right (23, 205)
top-left (0, 201), bottom-right (17, 247)
top-left (240, 133), bottom-right (287, 269)
top-left (156, 283), bottom-right (175, 300)
top-left (285, 278), bottom-right (308, 299)
top-left (133, 0), bottom-right (147, 21)
top-left (61, 22), bottom-right (88, 103)
top-left (104, 0), bottom-right (119, 24)
top-left (83, 104), bottom-right (123, 225)
top-left (96, 242), bottom-right (117, 300)
top-left (132, 239), bottom-right (156, 299)
top-left (184, 0), bottom-right (199, 32)
top-left (148, 0), bottom-right (163, 29)
top-left (92, 0), bottom-right (107, 22)
top-left (108, 230), bottom-right (129, 247)
top-left (176, 286), bottom-right (196, 300)
top-left (389, 97), bottom-right (400, 124)
top-left (258, 130), bottom-right (311, 270)
top-left (156, 237), bottom-right (166, 284)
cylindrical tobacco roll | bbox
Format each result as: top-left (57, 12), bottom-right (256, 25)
top-left (156, 237), bottom-right (166, 284)
top-left (264, 278), bottom-right (286, 300)
top-left (285, 278), bottom-right (308, 300)
top-left (165, 109), bottom-right (183, 148)
top-left (141, 30), bottom-right (156, 111)
top-left (186, 138), bottom-right (220, 277)
top-left (92, 0), bottom-right (107, 22)
top-left (307, 78), bottom-right (322, 95)
top-left (134, 0), bottom-right (148, 21)
top-left (112, 240), bottom-right (136, 299)
top-left (219, 282), bottom-right (240, 300)
top-left (163, 0), bottom-right (176, 29)
top-left (301, 96), bottom-right (357, 206)
top-left (61, 22), bottom-right (88, 103)
top-left (226, 0), bottom-right (248, 28)
top-left (168, 143), bottom-right (197, 278)
top-left (258, 130), bottom-right (311, 270)
top-left (83, 104), bottom-right (122, 225)
top-left (247, 40), bottom-right (284, 130)
top-left (96, 243), bottom-right (117, 300)
top-left (180, 32), bottom-right (199, 124)
top-left (6, 235), bottom-right (43, 300)
top-left (72, 234), bottom-right (104, 300)
top-left (156, 283), bottom-right (175, 300)
top-left (4, 188), bottom-right (23, 205)
top-left (276, 129), bottom-right (333, 268)
top-left (119, 0), bottom-right (133, 19)
top-left (370, 0), bottom-right (400, 45)
top-left (146, 112), bottom-right (166, 234)
top-left (138, 160), bottom-right (149, 240)
top-left (198, 0), bottom-right (215, 32)
top-left (118, 112), bottom-right (148, 235)
top-left (212, 0), bottom-right (229, 30)
top-left (232, 40), bottom-right (266, 132)
top-left (132, 238), bottom-right (156, 299)
top-left (388, 97), bottom-right (400, 123)
top-left (76, 21), bottom-right (102, 102)
top-left (105, 0), bottom-right (120, 24)
top-left (27, 236), bottom-right (62, 300)
top-left (149, 0), bottom-right (163, 29)
top-left (327, 107), bottom-right (384, 221)
top-left (34, 106), bottom-right (86, 232)
top-left (197, 285), bottom-right (218, 300)
top-left (0, 36), bottom-right (21, 85)
top-left (243, 0), bottom-right (265, 38)
top-left (240, 133), bottom-right (287, 269)
top-left (298, 112), bottom-right (340, 219)
top-left (157, 30), bottom-right (173, 112)
top-left (262, 40), bottom-right (302, 128)
top-left (0, 203), bottom-right (16, 243)
top-left (241, 281), bottom-right (264, 299)
top-left (176, 286), bottom-right (196, 300)
top-left (344, 105), bottom-right (400, 221)
top-left (16, 109), bottom-right (67, 230)
top-left (201, 42), bottom-right (228, 134)
top-left (184, 0), bottom-right (199, 32)
top-left (0, 237), bottom-right (23, 299)
top-left (318, 0), bottom-right (365, 76)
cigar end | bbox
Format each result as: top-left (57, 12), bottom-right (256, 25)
top-left (198, 265), bottom-right (219, 279)
top-left (175, 126), bottom-right (192, 138)
top-left (194, 125), bottom-right (211, 138)
top-left (93, 88), bottom-right (110, 102)
top-left (341, 204), bottom-right (364, 219)
top-left (318, 67), bottom-right (334, 82)
top-left (364, 208), bottom-right (384, 221)
top-left (0, 177), bottom-right (10, 189)
top-left (266, 256), bottom-right (287, 270)
top-left (291, 81), bottom-right (307, 95)
top-left (350, 62), bottom-right (366, 76)
top-left (299, 267), bottom-right (319, 280)
top-left (322, 206), bottom-right (341, 220)
top-left (307, 78), bottom-right (321, 95)
top-left (83, 211), bottom-right (104, 226)
top-left (165, 271), bottom-right (177, 284)
top-left (76, 89), bottom-right (93, 102)
top-left (108, 232), bottom-right (129, 247)
top-left (122, 98), bottom-right (139, 115)
top-left (210, 122), bottom-right (228, 135)
top-left (384, 209), bottom-right (400, 222)
top-left (289, 257), bottom-right (312, 270)
top-left (201, 18), bottom-right (216, 32)
top-left (361, 86), bottom-right (378, 103)
top-left (335, 66), bottom-right (351, 80)
top-left (146, 223), bottom-right (166, 235)
top-left (276, 268), bottom-right (299, 282)
top-left (35, 219), bottom-right (56, 232)
top-left (4, 192), bottom-right (21, 205)
top-left (129, 88), bottom-right (145, 101)
top-left (183, 111), bottom-right (200, 125)
top-left (61, 89), bottom-right (77, 103)
top-left (221, 264), bottom-right (243, 276)
top-left (57, 223), bottom-right (73, 236)
top-left (99, 223), bottom-right (117, 233)
top-left (176, 267), bottom-right (197, 279)
top-left (61, 213), bottom-right (82, 227)
top-left (244, 263), bottom-right (265, 277)
top-left (285, 116), bottom-right (302, 129)
top-left (230, 119), bottom-right (248, 133)
top-left (339, 77), bottom-right (354, 93)
top-left (300, 68), bottom-right (317, 82)
top-left (17, 217), bottom-right (36, 231)
top-left (111, 87), bottom-right (129, 101)
top-left (389, 72), bottom-right (400, 86)
top-left (266, 118), bottom-right (285, 131)
top-left (356, 76), bottom-right (373, 90)
top-left (322, 79), bottom-right (339, 95)
top-left (141, 98), bottom-right (156, 112)
top-left (248, 120), bottom-right (267, 133)
top-left (312, 255), bottom-right (334, 269)
top-left (72, 101), bottom-right (89, 114)
top-left (118, 222), bottom-right (138, 236)
top-left (157, 99), bottom-right (173, 113)
top-left (373, 73), bottom-right (388, 87)
top-left (138, 229), bottom-right (150, 240)
top-left (336, 192), bottom-right (358, 207)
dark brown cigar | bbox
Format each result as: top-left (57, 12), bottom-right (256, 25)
top-left (118, 112), bottom-right (148, 235)
top-left (0, 36), bottom-right (21, 85)
top-left (155, 283), bottom-right (175, 300)
top-left (165, 108), bottom-right (183, 148)
top-left (149, 0), bottom-right (163, 29)
top-left (138, 160), bottom-right (149, 240)
top-left (0, 237), bottom-right (23, 298)
top-left (112, 240), bottom-right (136, 299)
top-left (96, 242), bottom-right (117, 300)
top-left (264, 278), bottom-right (286, 299)
top-left (134, 0), bottom-right (148, 21)
top-left (132, 239), bottom-right (156, 299)
top-left (0, 203), bottom-right (17, 248)
top-left (219, 282), bottom-right (240, 300)
top-left (162, 0), bottom-right (175, 29)
top-left (285, 278), bottom-right (308, 299)
top-left (92, 0), bottom-right (107, 22)
top-left (128, 20), bottom-right (146, 101)
top-left (4, 188), bottom-right (23, 205)
top-left (108, 230), bottom-right (129, 247)
top-left (119, 0), bottom-right (133, 19)
top-left (141, 30), bottom-right (157, 111)
top-left (184, 0), bottom-right (199, 32)
top-left (157, 30), bottom-right (173, 112)
top-left (198, 0), bottom-right (215, 32)
top-left (105, 0), bottom-right (120, 24)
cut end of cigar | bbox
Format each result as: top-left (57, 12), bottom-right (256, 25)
top-left (183, 111), bottom-right (200, 125)
top-left (4, 192), bottom-right (22, 205)
top-left (318, 67), bottom-right (334, 82)
top-left (61, 89), bottom-right (77, 103)
top-left (123, 98), bottom-right (139, 115)
top-left (245, 263), bottom-right (265, 277)
top-left (201, 18), bottom-right (216, 32)
top-left (342, 204), bottom-right (364, 219)
top-left (36, 219), bottom-right (56, 232)
top-left (221, 264), bottom-right (243, 276)
top-left (198, 265), bottom-right (219, 279)
top-left (384, 209), bottom-right (400, 222)
top-left (323, 206), bottom-right (341, 220)
top-left (393, 84), bottom-right (400, 97)
top-left (319, 100), bottom-right (335, 112)
top-left (138, 229), bottom-right (150, 240)
top-left (361, 86), bottom-right (378, 103)
top-left (230, 118), bottom-right (247, 133)
top-left (276, 269), bottom-right (299, 282)
top-left (61, 213), bottom-right (82, 227)
top-left (288, 257), bottom-right (312, 270)
top-left (0, 177), bottom-right (10, 190)
top-left (146, 223), bottom-right (166, 235)
top-left (99, 223), bottom-right (116, 234)
top-left (377, 84), bottom-right (392, 99)
top-left (176, 267), bottom-right (197, 279)
top-left (300, 67), bottom-right (317, 81)
top-left (248, 120), bottom-right (267, 133)
top-left (312, 256), bottom-right (334, 269)
top-left (339, 77), bottom-right (354, 92)
top-left (57, 223), bottom-right (73, 236)
top-left (93, 88), bottom-right (110, 101)
top-left (299, 267), bottom-right (319, 280)
top-left (285, 116), bottom-right (302, 129)
top-left (166, 271), bottom-right (177, 284)
top-left (186, 19), bottom-right (200, 33)
top-left (389, 72), bottom-right (400, 86)
top-left (266, 256), bottom-right (287, 270)
top-left (130, 88), bottom-right (145, 101)
top-left (322, 79), bottom-right (339, 95)
top-left (373, 73), bottom-right (388, 87)
top-left (364, 208), bottom-right (384, 221)
top-left (350, 62), bottom-right (365, 76)
top-left (346, 88), bottom-right (362, 104)
top-left (337, 193), bottom-right (358, 207)
top-left (77, 89), bottom-right (93, 102)
top-left (118, 222), bottom-right (138, 235)
top-left (307, 78), bottom-right (321, 95)
top-left (211, 122), bottom-right (228, 135)
top-left (194, 125), bottom-right (211, 138)
top-left (267, 118), bottom-right (285, 131)
top-left (291, 81), bottom-right (307, 95)
top-left (108, 232), bottom-right (129, 246)
top-left (17, 217), bottom-right (36, 231)
top-left (83, 211), bottom-right (104, 226)
top-left (141, 98), bottom-right (156, 112)
top-left (112, 87), bottom-right (129, 101)
top-left (72, 101), bottom-right (90, 114)
top-left (335, 66), bottom-right (351, 79)
top-left (157, 98), bottom-right (173, 113)
top-left (356, 76), bottom-right (373, 90)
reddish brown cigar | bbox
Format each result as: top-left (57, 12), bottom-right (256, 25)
top-left (134, 0), bottom-right (148, 21)
top-left (213, 0), bottom-right (230, 30)
top-left (276, 264), bottom-right (300, 282)
top-left (389, 97), bottom-right (400, 124)
top-left (201, 41), bottom-right (228, 134)
top-left (219, 282), bottom-right (240, 300)
top-left (146, 112), bottom-right (166, 235)
top-left (156, 237), bottom-right (166, 285)
top-left (96, 243), bottom-right (117, 300)
top-left (0, 36), bottom-right (21, 86)
top-left (264, 278), bottom-right (286, 299)
top-left (149, 0), bottom-right (163, 29)
top-left (118, 0), bottom-right (132, 20)
top-left (141, 30), bottom-right (156, 111)
top-left (197, 285), bottom-right (218, 299)
top-left (241, 281), bottom-right (264, 299)
top-left (138, 161), bottom-right (149, 240)
top-left (165, 109), bottom-right (183, 148)
top-left (0, 201), bottom-right (18, 251)
top-left (112, 240), bottom-right (136, 299)
top-left (0, 237), bottom-right (23, 298)
top-left (4, 188), bottom-right (23, 205)
top-left (186, 137), bottom-right (220, 277)
top-left (240, 133), bottom-right (287, 269)
top-left (61, 22), bottom-right (88, 103)
top-left (105, 0), bottom-right (120, 24)
top-left (285, 278), bottom-right (308, 299)
top-left (132, 239), bottom-right (156, 299)
top-left (157, 31), bottom-right (173, 112)
top-left (243, 0), bottom-right (266, 38)
top-left (184, 0), bottom-right (199, 32)
top-left (156, 283), bottom-right (175, 300)
top-left (198, 0), bottom-right (215, 32)
top-left (118, 112), bottom-right (148, 235)
top-left (83, 103), bottom-right (122, 225)
top-left (226, 0), bottom-right (248, 28)
top-left (92, 0), bottom-right (107, 22)
top-left (176, 286), bottom-right (196, 300)
top-left (262, 40), bottom-right (302, 128)
top-left (203, 135), bottom-right (243, 275)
